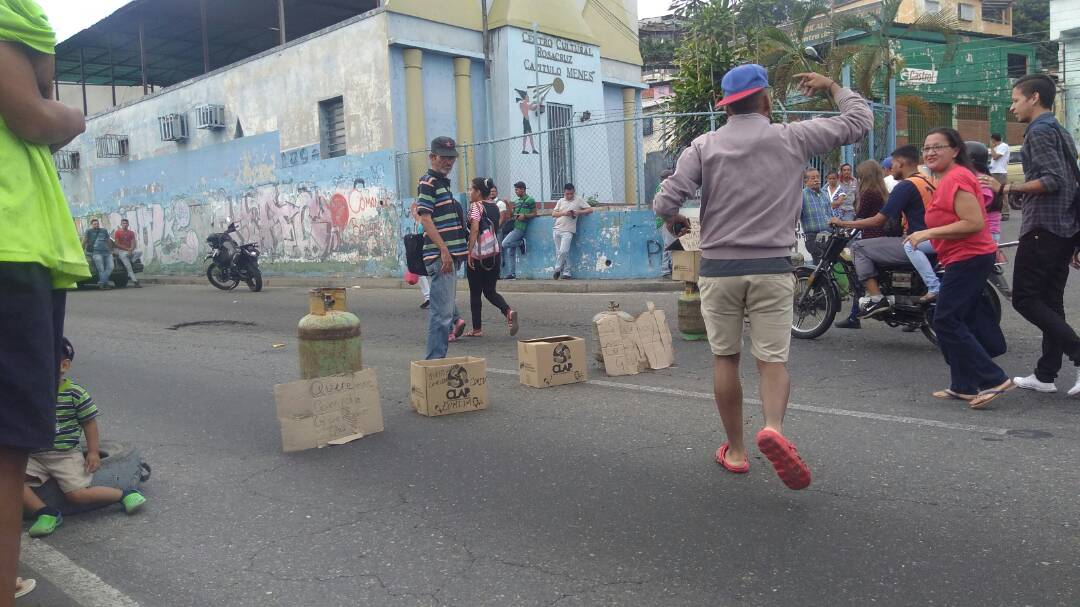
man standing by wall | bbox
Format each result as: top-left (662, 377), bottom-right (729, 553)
top-left (82, 218), bottom-right (113, 290)
top-left (654, 65), bottom-right (872, 490)
top-left (551, 183), bottom-right (593, 280)
top-left (979, 75), bottom-right (1080, 396)
top-left (989, 133), bottom-right (1011, 220)
top-left (501, 181), bottom-right (536, 280)
top-left (800, 168), bottom-right (833, 266)
top-left (112, 219), bottom-right (140, 288)
top-left (417, 137), bottom-right (468, 359)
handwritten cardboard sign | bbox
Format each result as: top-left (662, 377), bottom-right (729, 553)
top-left (410, 357), bottom-right (489, 416)
top-left (274, 369), bottom-right (384, 452)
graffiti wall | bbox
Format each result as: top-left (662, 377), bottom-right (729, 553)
top-left (67, 132), bottom-right (408, 276)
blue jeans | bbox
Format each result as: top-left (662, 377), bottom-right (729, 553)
top-left (934, 253), bottom-right (1007, 394)
top-left (501, 229), bottom-right (525, 276)
top-left (425, 259), bottom-right (462, 360)
top-left (92, 252), bottom-right (114, 286)
top-left (903, 240), bottom-right (941, 294)
top-left (553, 231), bottom-right (574, 275)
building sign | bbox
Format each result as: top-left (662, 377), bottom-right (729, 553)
top-left (522, 31), bottom-right (597, 83)
top-left (900, 68), bottom-right (938, 85)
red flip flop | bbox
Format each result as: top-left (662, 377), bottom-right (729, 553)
top-left (715, 442), bottom-right (749, 474)
top-left (755, 428), bottom-right (812, 490)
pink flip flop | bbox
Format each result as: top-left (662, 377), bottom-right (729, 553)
top-left (755, 428), bottom-right (812, 490)
top-left (715, 442), bottom-right (749, 474)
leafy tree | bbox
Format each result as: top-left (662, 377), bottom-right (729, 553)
top-left (661, 0), bottom-right (746, 153)
top-left (641, 38), bottom-right (677, 67)
top-left (1011, 0), bottom-right (1056, 70)
top-left (829, 0), bottom-right (960, 100)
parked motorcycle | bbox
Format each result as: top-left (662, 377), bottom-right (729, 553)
top-left (791, 227), bottom-right (1003, 345)
top-left (205, 221), bottom-right (263, 292)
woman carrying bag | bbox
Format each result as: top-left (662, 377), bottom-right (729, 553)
top-left (463, 177), bottom-right (519, 338)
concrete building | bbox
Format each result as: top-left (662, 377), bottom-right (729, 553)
top-left (1051, 0), bottom-right (1080, 140)
top-left (53, 0), bottom-right (664, 279)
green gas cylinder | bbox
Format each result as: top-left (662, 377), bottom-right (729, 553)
top-left (677, 283), bottom-right (707, 341)
top-left (298, 288), bottom-right (362, 379)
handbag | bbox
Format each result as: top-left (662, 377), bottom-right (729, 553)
top-left (403, 231), bottom-right (428, 276)
top-left (469, 202), bottom-right (501, 260)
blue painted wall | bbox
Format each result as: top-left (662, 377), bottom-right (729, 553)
top-left (498, 209), bottom-right (664, 279)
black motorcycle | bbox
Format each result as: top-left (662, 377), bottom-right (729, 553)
top-left (791, 227), bottom-right (1003, 345)
top-left (205, 221), bottom-right (263, 292)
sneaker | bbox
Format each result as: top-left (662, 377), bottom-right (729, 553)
top-left (100, 284), bottom-right (112, 290)
top-left (15, 577), bottom-right (35, 599)
top-left (835, 317), bottom-right (861, 329)
top-left (121, 490), bottom-right (147, 514)
top-left (1068, 370), bottom-right (1080, 397)
top-left (132, 281), bottom-right (142, 288)
top-left (858, 297), bottom-right (891, 318)
top-left (902, 324), bottom-right (919, 333)
top-left (504, 274), bottom-right (516, 280)
top-left (561, 273), bottom-right (573, 280)
top-left (28, 512), bottom-right (62, 537)
top-left (1013, 374), bottom-right (1057, 393)
top-left (553, 270), bottom-right (561, 280)
top-left (420, 299), bottom-right (430, 309)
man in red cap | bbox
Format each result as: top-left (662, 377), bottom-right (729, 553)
top-left (653, 65), bottom-right (872, 490)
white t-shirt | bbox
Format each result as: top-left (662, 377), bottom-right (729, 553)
top-left (883, 175), bottom-right (898, 192)
top-left (990, 142), bottom-right (1010, 174)
top-left (494, 199), bottom-right (507, 214)
top-left (553, 197), bottom-right (591, 233)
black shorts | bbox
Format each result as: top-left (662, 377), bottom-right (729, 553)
top-left (0, 263), bottom-right (66, 450)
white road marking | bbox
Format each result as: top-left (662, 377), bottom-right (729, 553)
top-left (487, 368), bottom-right (1010, 436)
top-left (19, 534), bottom-right (141, 607)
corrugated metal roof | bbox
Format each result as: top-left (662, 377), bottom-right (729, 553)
top-left (55, 0), bottom-right (379, 87)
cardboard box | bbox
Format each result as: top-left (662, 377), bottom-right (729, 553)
top-left (410, 356), bottom-right (488, 416)
top-left (518, 336), bottom-right (588, 388)
top-left (595, 302), bottom-right (674, 376)
top-left (274, 369), bottom-right (384, 453)
top-left (671, 250), bottom-right (702, 283)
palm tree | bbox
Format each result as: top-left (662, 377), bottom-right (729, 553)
top-left (830, 0), bottom-right (960, 99)
top-left (757, 2), bottom-right (859, 106)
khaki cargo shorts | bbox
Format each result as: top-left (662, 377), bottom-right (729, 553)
top-left (698, 273), bottom-right (795, 363)
top-left (25, 450), bottom-right (93, 494)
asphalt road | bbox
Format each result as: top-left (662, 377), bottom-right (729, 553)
top-left (18, 231), bottom-right (1080, 607)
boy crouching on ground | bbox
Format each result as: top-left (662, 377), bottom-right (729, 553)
top-left (23, 338), bottom-right (145, 537)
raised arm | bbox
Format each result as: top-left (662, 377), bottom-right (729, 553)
top-left (786, 73), bottom-right (874, 158)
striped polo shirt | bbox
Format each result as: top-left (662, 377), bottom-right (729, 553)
top-left (416, 169), bottom-right (468, 262)
top-left (51, 378), bottom-right (98, 451)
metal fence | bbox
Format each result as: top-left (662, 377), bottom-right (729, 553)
top-left (395, 104), bottom-right (895, 205)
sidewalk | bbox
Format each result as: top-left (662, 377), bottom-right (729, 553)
top-left (139, 275), bottom-right (683, 293)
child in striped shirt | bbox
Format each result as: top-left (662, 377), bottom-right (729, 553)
top-left (22, 338), bottom-right (146, 537)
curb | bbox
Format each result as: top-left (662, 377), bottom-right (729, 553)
top-left (138, 275), bottom-right (683, 294)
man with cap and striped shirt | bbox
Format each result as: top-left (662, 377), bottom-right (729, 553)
top-left (416, 136), bottom-right (468, 359)
top-left (653, 65), bottom-right (872, 490)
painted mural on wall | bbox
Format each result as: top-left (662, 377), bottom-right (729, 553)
top-left (67, 132), bottom-right (408, 276)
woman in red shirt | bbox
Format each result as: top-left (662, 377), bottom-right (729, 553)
top-left (904, 128), bottom-right (1011, 409)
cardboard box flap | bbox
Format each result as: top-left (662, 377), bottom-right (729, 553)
top-left (274, 369), bottom-right (384, 453)
top-left (635, 302), bottom-right (674, 370)
top-left (518, 335), bottom-right (579, 344)
top-left (596, 315), bottom-right (645, 376)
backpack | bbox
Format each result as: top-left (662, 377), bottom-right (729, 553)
top-left (469, 201), bottom-right (501, 260)
top-left (901, 174), bottom-right (936, 235)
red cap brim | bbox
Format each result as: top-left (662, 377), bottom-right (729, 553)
top-left (716, 86), bottom-right (765, 108)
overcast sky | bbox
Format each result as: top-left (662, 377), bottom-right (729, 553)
top-left (37, 0), bottom-right (674, 43)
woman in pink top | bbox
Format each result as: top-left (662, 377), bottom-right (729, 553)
top-left (905, 128), bottom-right (1011, 409)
